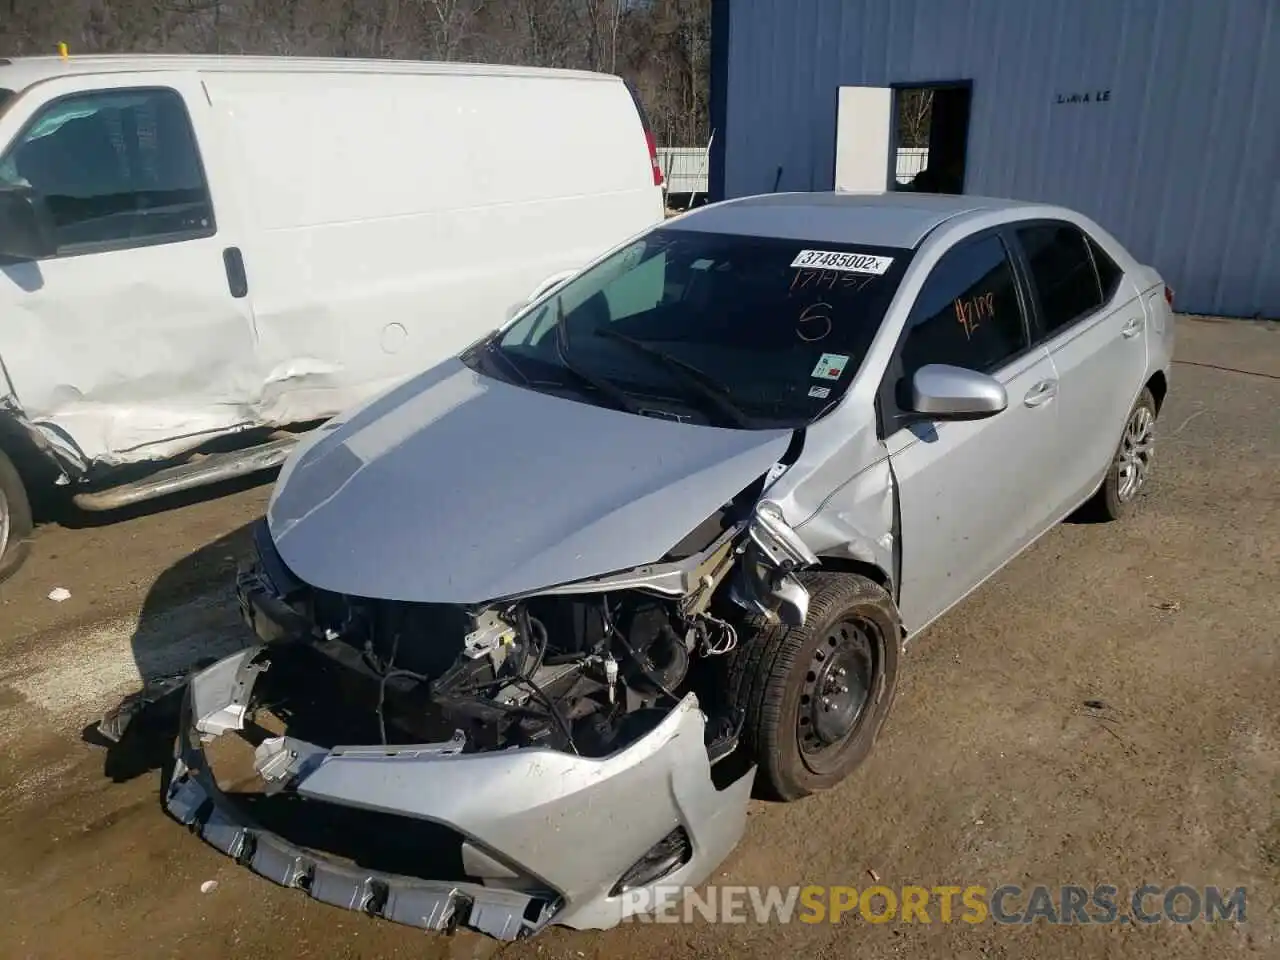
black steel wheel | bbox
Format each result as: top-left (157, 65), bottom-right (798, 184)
top-left (798, 616), bottom-right (878, 769)
top-left (728, 572), bottom-right (901, 801)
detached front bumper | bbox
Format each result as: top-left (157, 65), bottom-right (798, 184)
top-left (165, 645), bottom-right (755, 940)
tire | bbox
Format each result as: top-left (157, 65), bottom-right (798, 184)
top-left (728, 571), bottom-right (901, 801)
top-left (0, 448), bottom-right (33, 585)
top-left (1084, 387), bottom-right (1158, 522)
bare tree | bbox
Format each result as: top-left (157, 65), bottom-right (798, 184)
top-left (420, 0), bottom-right (489, 60)
top-left (897, 88), bottom-right (933, 149)
top-left (0, 0), bottom-right (714, 145)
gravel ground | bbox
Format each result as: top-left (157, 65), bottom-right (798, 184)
top-left (0, 316), bottom-right (1276, 960)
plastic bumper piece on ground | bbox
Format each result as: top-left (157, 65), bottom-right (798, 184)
top-left (165, 646), bottom-right (756, 940)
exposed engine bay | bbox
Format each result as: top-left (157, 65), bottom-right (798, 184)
top-left (226, 456), bottom-right (826, 769)
top-left (305, 589), bottom-right (744, 758)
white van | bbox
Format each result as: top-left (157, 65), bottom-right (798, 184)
top-left (0, 54), bottom-right (666, 581)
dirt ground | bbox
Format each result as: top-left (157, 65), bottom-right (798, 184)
top-left (0, 317), bottom-right (1276, 960)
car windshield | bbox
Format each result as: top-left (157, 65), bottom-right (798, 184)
top-left (469, 228), bottom-right (912, 429)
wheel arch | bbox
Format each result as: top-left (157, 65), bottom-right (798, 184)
top-left (0, 410), bottom-right (65, 516)
top-left (814, 556), bottom-right (894, 597)
top-left (1146, 369), bottom-right (1168, 415)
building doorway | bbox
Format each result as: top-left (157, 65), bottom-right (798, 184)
top-left (892, 81), bottom-right (972, 194)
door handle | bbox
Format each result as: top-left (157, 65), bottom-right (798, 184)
top-left (1024, 379), bottom-right (1058, 407)
top-left (1121, 316), bottom-right (1143, 339)
top-left (223, 246), bottom-right (248, 299)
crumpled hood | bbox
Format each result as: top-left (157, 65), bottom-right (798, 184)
top-left (267, 359), bottom-right (793, 603)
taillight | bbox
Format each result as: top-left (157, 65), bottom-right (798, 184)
top-left (624, 81), bottom-right (664, 188)
top-left (646, 129), bottom-right (664, 187)
top-left (1164, 285), bottom-right (1174, 307)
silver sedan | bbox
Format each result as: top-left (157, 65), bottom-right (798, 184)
top-left (154, 191), bottom-right (1175, 940)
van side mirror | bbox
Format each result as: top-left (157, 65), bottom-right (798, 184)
top-left (0, 185), bottom-right (56, 261)
top-left (910, 364), bottom-right (1007, 420)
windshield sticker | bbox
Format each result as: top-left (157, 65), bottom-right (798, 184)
top-left (690, 258), bottom-right (715, 271)
top-left (811, 353), bottom-right (850, 380)
top-left (808, 385), bottom-right (832, 399)
top-left (791, 250), bottom-right (894, 274)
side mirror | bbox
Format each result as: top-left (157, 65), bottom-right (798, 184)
top-left (527, 269), bottom-right (577, 304)
top-left (0, 185), bottom-right (56, 261)
top-left (910, 363), bottom-right (1007, 420)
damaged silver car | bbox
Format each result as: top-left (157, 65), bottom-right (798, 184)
top-left (157, 192), bottom-right (1175, 939)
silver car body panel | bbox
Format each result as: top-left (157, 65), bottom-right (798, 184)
top-left (266, 358), bottom-right (793, 604)
top-left (168, 647), bottom-right (756, 939)
top-left (669, 191), bottom-right (1038, 247)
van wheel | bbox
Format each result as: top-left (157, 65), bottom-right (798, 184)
top-left (0, 449), bottom-right (33, 584)
top-left (728, 572), bottom-right (901, 802)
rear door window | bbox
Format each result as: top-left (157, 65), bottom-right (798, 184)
top-left (0, 86), bottom-right (214, 255)
top-left (1016, 223), bottom-right (1109, 336)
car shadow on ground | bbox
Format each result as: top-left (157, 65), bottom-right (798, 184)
top-left (80, 519), bottom-right (262, 784)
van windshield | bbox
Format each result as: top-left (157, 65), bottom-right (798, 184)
top-left (469, 229), bottom-right (911, 430)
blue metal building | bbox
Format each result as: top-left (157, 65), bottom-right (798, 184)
top-left (708, 0), bottom-right (1280, 318)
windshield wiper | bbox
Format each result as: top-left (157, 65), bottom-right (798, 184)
top-left (481, 338), bottom-right (531, 385)
top-left (552, 298), bottom-right (645, 415)
top-left (594, 327), bottom-right (757, 428)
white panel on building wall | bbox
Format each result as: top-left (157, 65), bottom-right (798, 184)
top-left (720, 0), bottom-right (1280, 318)
top-left (834, 86), bottom-right (894, 192)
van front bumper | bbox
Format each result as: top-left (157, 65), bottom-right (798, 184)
top-left (165, 646), bottom-right (754, 940)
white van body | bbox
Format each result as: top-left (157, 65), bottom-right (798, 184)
top-left (0, 54), bottom-right (664, 480)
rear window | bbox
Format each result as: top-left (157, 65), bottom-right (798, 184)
top-left (481, 229), bottom-right (913, 429)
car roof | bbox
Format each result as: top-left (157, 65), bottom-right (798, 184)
top-left (0, 54), bottom-right (613, 93)
top-left (668, 191), bottom-right (1043, 249)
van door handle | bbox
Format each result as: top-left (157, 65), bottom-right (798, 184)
top-left (1121, 316), bottom-right (1143, 339)
top-left (223, 247), bottom-right (248, 299)
top-left (1024, 379), bottom-right (1058, 407)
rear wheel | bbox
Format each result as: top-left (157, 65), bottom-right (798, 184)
top-left (1085, 387), bottom-right (1157, 521)
top-left (728, 572), bottom-right (901, 801)
top-left (0, 448), bottom-right (33, 584)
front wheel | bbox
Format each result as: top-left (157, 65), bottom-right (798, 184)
top-left (728, 572), bottom-right (901, 801)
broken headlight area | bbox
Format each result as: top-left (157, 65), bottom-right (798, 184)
top-left (235, 504), bottom-right (794, 763)
top-left (237, 572), bottom-right (748, 761)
